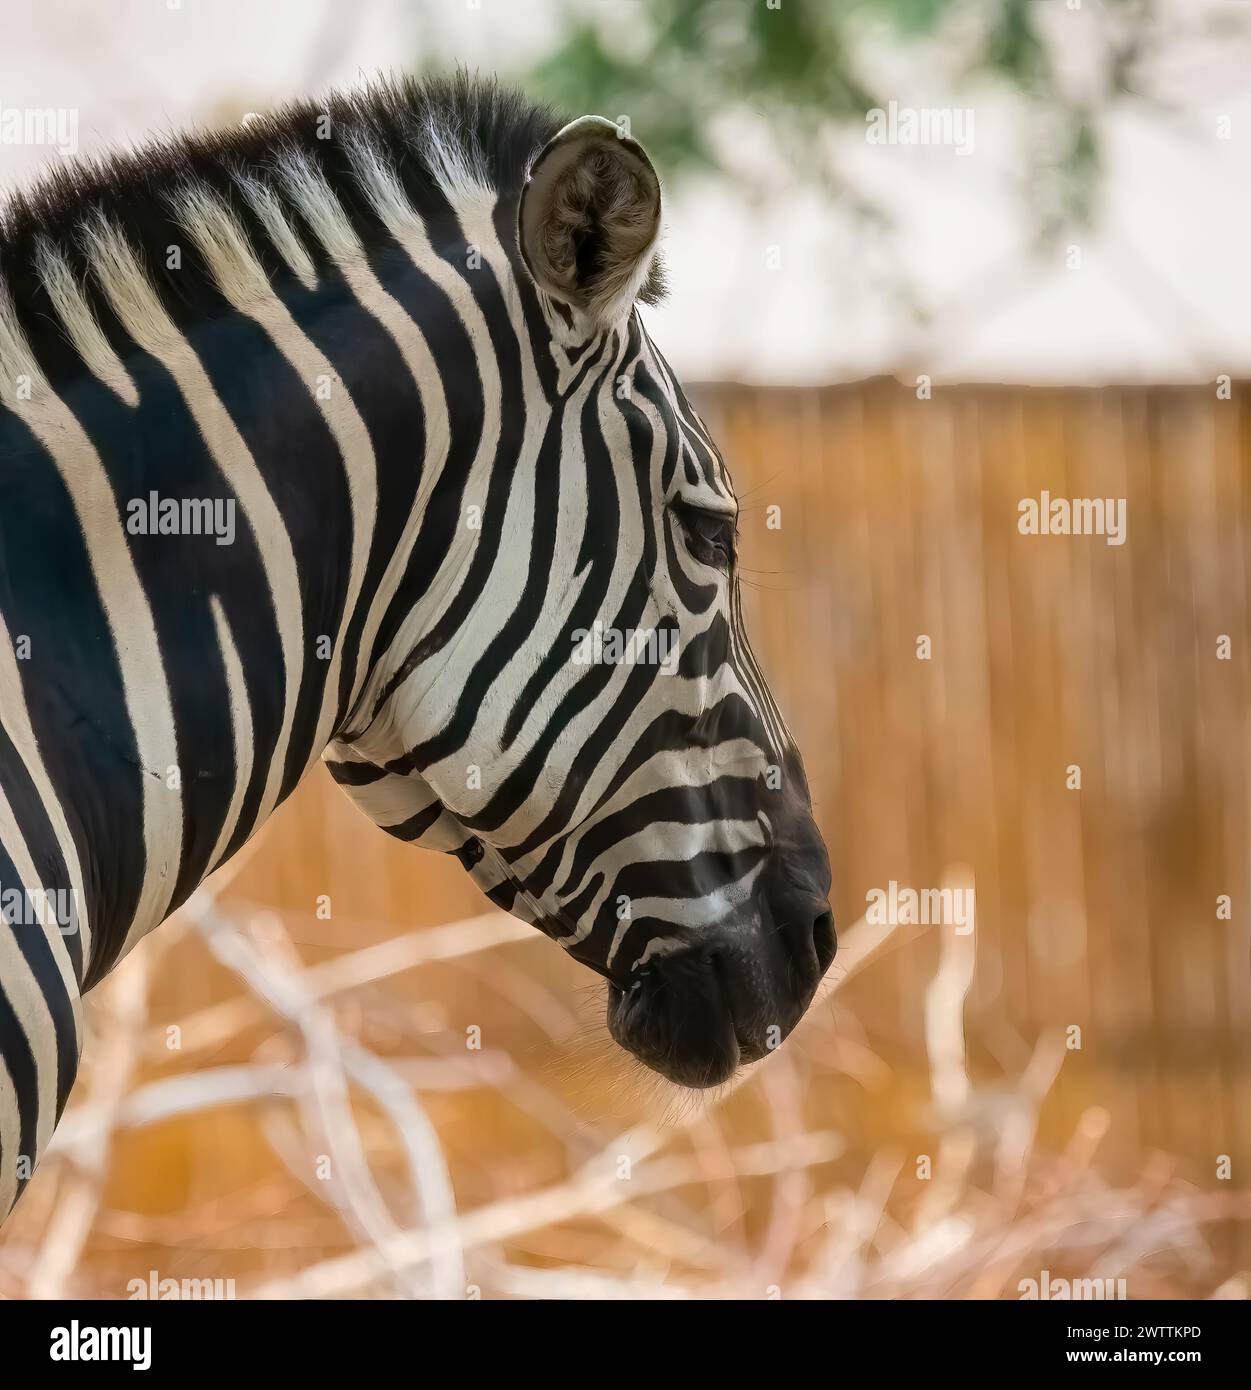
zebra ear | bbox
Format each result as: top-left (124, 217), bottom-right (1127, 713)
top-left (518, 116), bottom-right (662, 325)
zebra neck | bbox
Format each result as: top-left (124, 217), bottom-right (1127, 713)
top-left (2, 218), bottom-right (531, 983)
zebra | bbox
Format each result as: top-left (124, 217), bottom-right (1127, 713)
top-left (0, 73), bottom-right (834, 1222)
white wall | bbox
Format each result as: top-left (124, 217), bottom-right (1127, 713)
top-left (0, 0), bottom-right (1246, 385)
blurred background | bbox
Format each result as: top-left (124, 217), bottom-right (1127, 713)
top-left (1, 0), bottom-right (1249, 1299)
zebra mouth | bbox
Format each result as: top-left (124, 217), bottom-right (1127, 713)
top-left (602, 897), bottom-right (834, 1088)
top-left (605, 952), bottom-right (750, 1089)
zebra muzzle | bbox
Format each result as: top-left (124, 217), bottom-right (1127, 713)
top-left (605, 898), bottom-right (835, 1089)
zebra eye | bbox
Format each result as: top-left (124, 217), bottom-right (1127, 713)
top-left (673, 501), bottom-right (737, 570)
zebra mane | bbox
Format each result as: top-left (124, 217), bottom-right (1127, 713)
top-left (0, 71), bottom-right (578, 399)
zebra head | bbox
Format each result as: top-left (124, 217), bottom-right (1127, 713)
top-left (333, 110), bottom-right (833, 1089)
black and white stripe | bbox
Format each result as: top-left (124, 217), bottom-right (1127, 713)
top-left (0, 74), bottom-right (832, 1217)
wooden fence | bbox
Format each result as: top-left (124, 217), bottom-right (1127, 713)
top-left (5, 378), bottom-right (1248, 1296)
top-left (691, 379), bottom-right (1251, 1169)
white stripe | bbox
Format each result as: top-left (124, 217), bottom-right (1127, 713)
top-left (81, 214), bottom-right (302, 870)
top-left (0, 275), bottom-right (48, 403)
top-left (204, 596), bottom-right (254, 876)
top-left (0, 832), bottom-right (65, 1172)
top-left (4, 361), bottom-right (182, 958)
top-left (173, 183), bottom-right (375, 772)
top-left (0, 788), bottom-right (82, 1059)
top-left (32, 237), bottom-right (139, 406)
top-left (0, 607), bottom-right (92, 969)
top-left (0, 1054), bottom-right (21, 1217)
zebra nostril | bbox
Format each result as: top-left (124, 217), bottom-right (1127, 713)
top-left (774, 901), bottom-right (836, 985)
